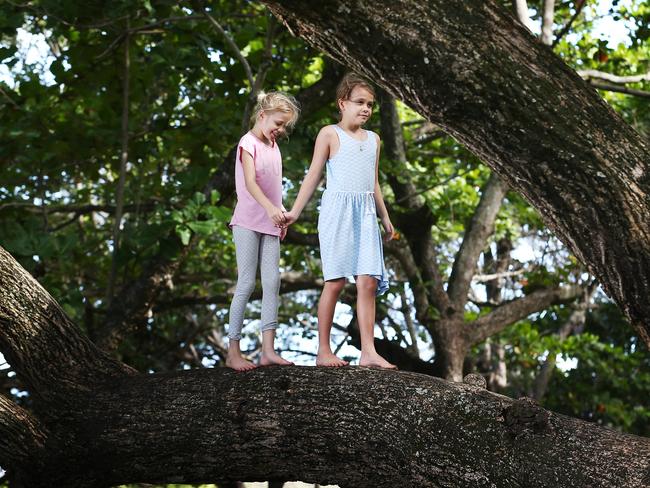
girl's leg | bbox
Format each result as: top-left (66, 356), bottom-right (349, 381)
top-left (258, 233), bottom-right (292, 366)
top-left (316, 278), bottom-right (348, 366)
top-left (226, 226), bottom-right (261, 372)
top-left (356, 275), bottom-right (397, 369)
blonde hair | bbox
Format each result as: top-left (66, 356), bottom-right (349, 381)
top-left (336, 73), bottom-right (375, 105)
top-left (249, 91), bottom-right (300, 130)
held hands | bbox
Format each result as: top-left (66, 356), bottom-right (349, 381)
top-left (282, 209), bottom-right (298, 227)
top-left (267, 205), bottom-right (287, 227)
top-left (277, 209), bottom-right (298, 241)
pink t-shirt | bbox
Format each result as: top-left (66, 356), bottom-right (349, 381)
top-left (229, 131), bottom-right (283, 236)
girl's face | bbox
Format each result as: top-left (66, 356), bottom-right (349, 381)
top-left (339, 86), bottom-right (374, 125)
top-left (256, 110), bottom-right (293, 144)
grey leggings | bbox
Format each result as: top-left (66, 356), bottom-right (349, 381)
top-left (228, 226), bottom-right (280, 340)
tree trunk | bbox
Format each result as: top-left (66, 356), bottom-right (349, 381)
top-left (261, 0), bottom-right (650, 348)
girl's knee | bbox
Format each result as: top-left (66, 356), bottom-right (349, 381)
top-left (325, 278), bottom-right (346, 293)
top-left (356, 276), bottom-right (377, 293)
top-left (235, 278), bottom-right (256, 297)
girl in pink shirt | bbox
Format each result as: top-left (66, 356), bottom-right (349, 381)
top-left (226, 92), bottom-right (300, 372)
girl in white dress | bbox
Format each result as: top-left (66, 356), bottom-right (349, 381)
top-left (284, 73), bottom-right (397, 369)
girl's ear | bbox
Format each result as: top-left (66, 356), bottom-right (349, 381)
top-left (337, 99), bottom-right (345, 113)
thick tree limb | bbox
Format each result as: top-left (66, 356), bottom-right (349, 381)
top-left (10, 367), bottom-right (650, 487)
top-left (447, 173), bottom-right (508, 307)
top-left (0, 394), bottom-right (47, 481)
top-left (262, 0), bottom-right (650, 348)
top-left (2, 246), bottom-right (649, 487)
top-left (469, 285), bottom-right (583, 345)
top-left (0, 246), bottom-right (134, 404)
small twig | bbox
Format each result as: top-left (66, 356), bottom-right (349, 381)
top-left (589, 81), bottom-right (650, 99)
top-left (201, 9), bottom-right (254, 87)
top-left (552, 0), bottom-right (587, 48)
top-left (578, 69), bottom-right (650, 84)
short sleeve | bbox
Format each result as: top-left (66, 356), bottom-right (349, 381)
top-left (238, 133), bottom-right (257, 164)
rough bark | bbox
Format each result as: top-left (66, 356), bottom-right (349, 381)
top-left (0, 394), bottom-right (47, 483)
top-left (5, 366), bottom-right (650, 487)
top-left (2, 245), bottom-right (650, 487)
top-left (0, 246), bottom-right (134, 406)
top-left (262, 0), bottom-right (650, 348)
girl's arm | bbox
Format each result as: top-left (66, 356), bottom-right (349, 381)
top-left (284, 126), bottom-right (333, 223)
top-left (373, 134), bottom-right (396, 240)
top-left (241, 149), bottom-right (285, 226)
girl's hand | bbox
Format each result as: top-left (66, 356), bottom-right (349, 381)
top-left (381, 216), bottom-right (396, 241)
top-left (283, 209), bottom-right (298, 226)
top-left (267, 206), bottom-right (286, 227)
top-left (280, 226), bottom-right (288, 241)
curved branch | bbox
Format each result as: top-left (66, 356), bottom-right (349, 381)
top-left (262, 0), bottom-right (650, 347)
top-left (469, 284), bottom-right (583, 345)
top-left (201, 10), bottom-right (254, 87)
top-left (447, 173), bottom-right (508, 307)
top-left (0, 393), bottom-right (47, 478)
top-left (552, 0), bottom-right (586, 48)
top-left (578, 69), bottom-right (650, 84)
top-left (0, 246), bottom-right (134, 403)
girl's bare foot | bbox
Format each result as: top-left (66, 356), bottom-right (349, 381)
top-left (360, 351), bottom-right (398, 370)
top-left (316, 351), bottom-right (349, 367)
top-left (259, 350), bottom-right (294, 367)
top-left (226, 355), bottom-right (257, 372)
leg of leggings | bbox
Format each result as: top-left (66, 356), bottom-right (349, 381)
top-left (259, 233), bottom-right (280, 334)
top-left (227, 226), bottom-right (261, 340)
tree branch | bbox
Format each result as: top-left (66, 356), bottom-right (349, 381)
top-left (541, 0), bottom-right (556, 46)
top-left (447, 173), bottom-right (508, 307)
top-left (0, 246), bottom-right (135, 404)
top-left (469, 284), bottom-right (583, 345)
top-left (532, 281), bottom-right (597, 400)
top-left (201, 9), bottom-right (254, 88)
top-left (16, 366), bottom-right (647, 487)
top-left (589, 81), bottom-right (650, 99)
top-left (513, 0), bottom-right (534, 32)
top-left (154, 273), bottom-right (324, 312)
top-left (577, 69), bottom-right (650, 84)
top-left (106, 27), bottom-right (131, 306)
top-left (552, 0), bottom-right (586, 48)
top-left (0, 393), bottom-right (47, 478)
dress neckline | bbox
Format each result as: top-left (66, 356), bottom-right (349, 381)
top-left (335, 124), bottom-right (368, 142)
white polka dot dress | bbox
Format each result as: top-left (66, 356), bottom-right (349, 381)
top-left (317, 125), bottom-right (389, 295)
